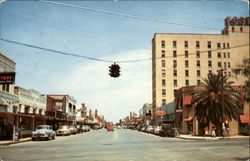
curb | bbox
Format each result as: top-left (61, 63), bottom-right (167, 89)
top-left (176, 136), bottom-right (250, 141)
top-left (0, 138), bottom-right (32, 146)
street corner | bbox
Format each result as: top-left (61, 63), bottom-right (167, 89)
top-left (0, 138), bottom-right (32, 146)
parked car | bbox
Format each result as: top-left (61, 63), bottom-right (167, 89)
top-left (159, 124), bottom-right (175, 137)
top-left (57, 125), bottom-right (70, 136)
top-left (82, 125), bottom-right (90, 132)
top-left (153, 126), bottom-right (162, 135)
top-left (69, 125), bottom-right (78, 134)
top-left (107, 125), bottom-right (114, 131)
top-left (146, 125), bottom-right (153, 133)
top-left (32, 125), bottom-right (56, 141)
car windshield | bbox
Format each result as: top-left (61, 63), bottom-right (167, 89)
top-left (36, 126), bottom-right (48, 130)
top-left (59, 126), bottom-right (68, 130)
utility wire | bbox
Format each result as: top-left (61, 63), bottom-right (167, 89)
top-left (37, 0), bottom-right (231, 33)
top-left (1, 38), bottom-right (249, 63)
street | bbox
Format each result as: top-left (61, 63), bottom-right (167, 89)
top-left (0, 129), bottom-right (249, 161)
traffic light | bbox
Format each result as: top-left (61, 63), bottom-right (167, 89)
top-left (109, 63), bottom-right (120, 78)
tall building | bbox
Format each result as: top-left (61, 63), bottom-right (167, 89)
top-left (152, 17), bottom-right (249, 111)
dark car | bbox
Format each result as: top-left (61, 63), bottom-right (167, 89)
top-left (159, 124), bottom-right (175, 137)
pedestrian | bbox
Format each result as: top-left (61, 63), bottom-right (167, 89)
top-left (204, 127), bottom-right (208, 136)
top-left (226, 127), bottom-right (230, 136)
top-left (212, 127), bottom-right (216, 137)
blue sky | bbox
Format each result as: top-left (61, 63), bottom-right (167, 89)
top-left (0, 0), bottom-right (249, 122)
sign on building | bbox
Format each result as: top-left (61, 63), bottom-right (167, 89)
top-left (0, 72), bottom-right (16, 84)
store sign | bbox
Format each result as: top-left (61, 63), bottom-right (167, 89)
top-left (154, 110), bottom-right (166, 116)
top-left (0, 72), bottom-right (15, 84)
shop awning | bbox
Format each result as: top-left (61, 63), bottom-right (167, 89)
top-left (184, 96), bottom-right (192, 106)
top-left (184, 117), bottom-right (193, 122)
top-left (240, 113), bottom-right (249, 124)
top-left (0, 112), bottom-right (35, 118)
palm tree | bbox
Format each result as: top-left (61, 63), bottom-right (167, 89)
top-left (232, 58), bottom-right (250, 103)
top-left (192, 73), bottom-right (242, 135)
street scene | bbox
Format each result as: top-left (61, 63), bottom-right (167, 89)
top-left (0, 0), bottom-right (249, 161)
top-left (0, 128), bottom-right (249, 161)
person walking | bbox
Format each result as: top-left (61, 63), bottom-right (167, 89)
top-left (212, 127), bottom-right (216, 137)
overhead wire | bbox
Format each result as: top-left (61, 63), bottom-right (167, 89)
top-left (1, 38), bottom-right (249, 63)
top-left (37, 0), bottom-right (249, 34)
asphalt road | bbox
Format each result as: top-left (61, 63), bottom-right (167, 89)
top-left (0, 129), bottom-right (249, 161)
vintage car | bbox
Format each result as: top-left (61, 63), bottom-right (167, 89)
top-left (107, 125), bottom-right (114, 131)
top-left (56, 125), bottom-right (71, 136)
top-left (81, 125), bottom-right (90, 132)
top-left (69, 125), bottom-right (78, 135)
top-left (32, 125), bottom-right (56, 141)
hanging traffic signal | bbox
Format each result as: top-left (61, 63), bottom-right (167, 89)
top-left (109, 63), bottom-right (120, 78)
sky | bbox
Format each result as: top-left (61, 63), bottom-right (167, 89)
top-left (0, 0), bottom-right (249, 123)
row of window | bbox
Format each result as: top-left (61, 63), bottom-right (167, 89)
top-left (161, 40), bottom-right (230, 49)
top-left (161, 60), bottom-right (231, 68)
top-left (161, 69), bottom-right (231, 78)
top-left (161, 50), bottom-right (231, 59)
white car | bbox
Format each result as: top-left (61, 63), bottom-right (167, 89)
top-left (32, 125), bottom-right (56, 141)
top-left (57, 125), bottom-right (71, 136)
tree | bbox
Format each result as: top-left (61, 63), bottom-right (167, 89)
top-left (192, 73), bottom-right (242, 134)
top-left (232, 58), bottom-right (250, 103)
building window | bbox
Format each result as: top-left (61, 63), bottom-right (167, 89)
top-left (223, 52), bottom-right (226, 58)
top-left (162, 99), bottom-right (166, 105)
top-left (218, 62), bottom-right (222, 68)
top-left (240, 27), bottom-right (243, 32)
top-left (13, 106), bottom-right (18, 113)
top-left (197, 70), bottom-right (201, 77)
top-left (162, 89), bottom-right (166, 96)
top-left (173, 50), bottom-right (177, 58)
top-left (207, 41), bottom-right (211, 48)
top-left (185, 60), bottom-right (189, 68)
top-left (161, 50), bottom-right (165, 58)
top-left (33, 108), bottom-right (37, 114)
top-left (196, 41), bottom-right (200, 48)
top-left (217, 52), bottom-right (221, 58)
top-left (173, 70), bottom-right (177, 77)
top-left (197, 60), bottom-right (200, 67)
top-left (227, 52), bottom-right (230, 58)
top-left (227, 43), bottom-right (230, 48)
top-left (174, 80), bottom-right (177, 87)
top-left (185, 70), bottom-right (189, 77)
top-left (208, 51), bottom-right (212, 58)
top-left (173, 41), bottom-right (177, 48)
top-left (217, 43), bottom-right (221, 48)
top-left (228, 62), bottom-right (231, 68)
top-left (162, 79), bottom-right (166, 87)
top-left (162, 60), bottom-right (165, 67)
top-left (224, 62), bottom-right (227, 68)
top-left (196, 51), bottom-right (200, 58)
top-left (232, 27), bottom-right (235, 32)
top-left (161, 40), bottom-right (165, 48)
top-left (185, 51), bottom-right (189, 58)
top-left (185, 80), bottom-right (189, 86)
top-left (162, 69), bottom-right (166, 77)
top-left (173, 60), bottom-right (177, 68)
top-left (223, 43), bottom-right (226, 49)
top-left (25, 106), bottom-right (30, 114)
top-left (184, 41), bottom-right (188, 48)
top-left (197, 80), bottom-right (201, 85)
top-left (208, 61), bottom-right (212, 68)
top-left (228, 72), bottom-right (231, 77)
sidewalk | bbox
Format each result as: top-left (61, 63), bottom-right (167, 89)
top-left (176, 134), bottom-right (250, 140)
top-left (0, 138), bottom-right (31, 146)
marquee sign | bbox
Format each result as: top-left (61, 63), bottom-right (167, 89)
top-left (0, 72), bottom-right (16, 84)
top-left (225, 17), bottom-right (250, 26)
top-left (154, 110), bottom-right (166, 116)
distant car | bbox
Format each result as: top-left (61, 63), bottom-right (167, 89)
top-left (153, 126), bottom-right (162, 135)
top-left (32, 125), bottom-right (56, 141)
top-left (107, 125), bottom-right (114, 131)
top-left (69, 125), bottom-right (78, 134)
top-left (146, 125), bottom-right (153, 133)
top-left (159, 124), bottom-right (175, 137)
top-left (57, 125), bottom-right (70, 136)
top-left (82, 125), bottom-right (90, 132)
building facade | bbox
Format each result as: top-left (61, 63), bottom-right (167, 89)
top-left (152, 17), bottom-right (249, 121)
